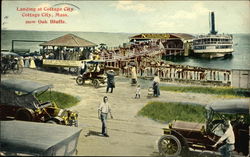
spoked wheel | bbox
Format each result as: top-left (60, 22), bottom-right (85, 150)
top-left (46, 117), bottom-right (62, 125)
top-left (76, 76), bottom-right (85, 85)
top-left (92, 79), bottom-right (100, 88)
top-left (13, 64), bottom-right (23, 74)
top-left (158, 135), bottom-right (182, 157)
top-left (69, 67), bottom-right (78, 75)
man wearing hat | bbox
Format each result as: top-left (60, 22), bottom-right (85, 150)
top-left (106, 70), bottom-right (116, 93)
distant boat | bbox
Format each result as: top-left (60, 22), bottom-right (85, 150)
top-left (192, 12), bottom-right (234, 59)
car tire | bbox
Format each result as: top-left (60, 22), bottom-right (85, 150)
top-left (15, 108), bottom-right (35, 121)
top-left (158, 134), bottom-right (182, 157)
top-left (76, 76), bottom-right (85, 85)
top-left (46, 120), bottom-right (58, 124)
top-left (69, 67), bottom-right (78, 75)
top-left (46, 117), bottom-right (62, 125)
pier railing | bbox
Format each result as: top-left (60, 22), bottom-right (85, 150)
top-left (117, 59), bottom-right (231, 86)
top-left (99, 48), bottom-right (232, 86)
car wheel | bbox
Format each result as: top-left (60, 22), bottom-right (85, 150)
top-left (46, 117), bottom-right (63, 125)
top-left (92, 79), bottom-right (100, 88)
top-left (15, 108), bottom-right (34, 121)
top-left (46, 120), bottom-right (57, 124)
top-left (74, 120), bottom-right (78, 127)
top-left (76, 76), bottom-right (85, 85)
top-left (158, 134), bottom-right (182, 157)
top-left (69, 67), bottom-right (78, 74)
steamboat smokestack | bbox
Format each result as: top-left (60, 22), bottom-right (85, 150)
top-left (209, 12), bottom-right (217, 35)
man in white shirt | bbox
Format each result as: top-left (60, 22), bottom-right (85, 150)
top-left (98, 96), bottom-right (113, 137)
top-left (212, 120), bottom-right (235, 157)
top-left (153, 73), bottom-right (160, 97)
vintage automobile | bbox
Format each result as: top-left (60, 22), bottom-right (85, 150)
top-left (158, 99), bottom-right (249, 157)
top-left (0, 120), bottom-right (82, 156)
top-left (76, 60), bottom-right (107, 88)
top-left (0, 79), bottom-right (78, 126)
top-left (1, 51), bottom-right (23, 74)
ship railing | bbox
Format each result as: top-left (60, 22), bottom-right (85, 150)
top-left (196, 35), bottom-right (233, 39)
top-left (194, 41), bottom-right (233, 45)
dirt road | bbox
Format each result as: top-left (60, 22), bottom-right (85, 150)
top-left (2, 68), bottom-right (244, 156)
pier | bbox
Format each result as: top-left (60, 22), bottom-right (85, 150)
top-left (94, 33), bottom-right (232, 87)
top-left (104, 57), bottom-right (231, 86)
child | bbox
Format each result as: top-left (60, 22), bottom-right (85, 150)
top-left (135, 84), bottom-right (141, 99)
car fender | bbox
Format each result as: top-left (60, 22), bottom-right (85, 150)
top-left (168, 129), bottom-right (189, 148)
top-left (47, 116), bottom-right (63, 124)
top-left (15, 108), bottom-right (35, 121)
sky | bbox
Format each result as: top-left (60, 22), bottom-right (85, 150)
top-left (2, 1), bottom-right (250, 34)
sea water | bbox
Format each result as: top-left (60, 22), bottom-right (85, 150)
top-left (164, 33), bottom-right (250, 70)
top-left (1, 30), bottom-right (250, 70)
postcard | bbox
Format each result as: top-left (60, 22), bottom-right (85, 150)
top-left (1, 1), bottom-right (249, 156)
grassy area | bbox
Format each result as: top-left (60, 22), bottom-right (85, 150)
top-left (37, 91), bottom-right (80, 109)
top-left (138, 101), bottom-right (206, 123)
top-left (160, 86), bottom-right (250, 97)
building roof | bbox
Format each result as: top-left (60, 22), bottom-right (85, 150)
top-left (40, 34), bottom-right (97, 47)
top-left (129, 33), bottom-right (194, 40)
top-left (171, 33), bottom-right (194, 40)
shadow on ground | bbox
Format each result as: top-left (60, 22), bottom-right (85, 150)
top-left (151, 150), bottom-right (220, 157)
top-left (85, 130), bottom-right (104, 137)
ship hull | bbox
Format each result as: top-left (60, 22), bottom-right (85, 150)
top-left (194, 51), bottom-right (233, 59)
top-left (193, 48), bottom-right (233, 58)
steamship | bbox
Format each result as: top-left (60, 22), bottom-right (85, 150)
top-left (193, 12), bottom-right (234, 58)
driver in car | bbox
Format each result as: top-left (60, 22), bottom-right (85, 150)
top-left (212, 120), bottom-right (235, 157)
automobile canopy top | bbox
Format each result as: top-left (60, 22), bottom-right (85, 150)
top-left (0, 120), bottom-right (82, 156)
top-left (0, 79), bottom-right (53, 94)
top-left (1, 51), bottom-right (20, 56)
top-left (207, 99), bottom-right (249, 114)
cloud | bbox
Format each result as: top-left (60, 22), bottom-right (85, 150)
top-left (170, 2), bottom-right (209, 20)
top-left (146, 2), bottom-right (210, 33)
top-left (114, 1), bottom-right (155, 13)
top-left (36, 3), bottom-right (51, 9)
top-left (148, 20), bottom-right (179, 33)
top-left (151, 21), bottom-right (176, 29)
